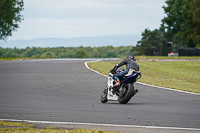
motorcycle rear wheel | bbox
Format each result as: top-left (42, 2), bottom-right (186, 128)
top-left (118, 83), bottom-right (134, 104)
top-left (101, 86), bottom-right (108, 103)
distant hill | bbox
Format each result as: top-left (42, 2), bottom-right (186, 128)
top-left (0, 34), bottom-right (141, 49)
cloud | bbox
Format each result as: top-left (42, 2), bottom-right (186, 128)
top-left (8, 0), bottom-right (166, 40)
top-left (24, 0), bottom-right (165, 19)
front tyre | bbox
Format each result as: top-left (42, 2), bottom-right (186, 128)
top-left (101, 86), bottom-right (108, 103)
top-left (118, 83), bottom-right (134, 104)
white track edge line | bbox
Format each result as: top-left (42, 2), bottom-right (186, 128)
top-left (1, 119), bottom-right (200, 131)
top-left (84, 60), bottom-right (200, 96)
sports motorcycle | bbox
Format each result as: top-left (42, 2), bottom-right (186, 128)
top-left (101, 66), bottom-right (141, 104)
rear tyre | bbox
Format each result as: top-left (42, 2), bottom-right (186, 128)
top-left (101, 86), bottom-right (108, 103)
top-left (118, 83), bottom-right (134, 104)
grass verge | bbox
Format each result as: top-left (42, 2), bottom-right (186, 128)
top-left (87, 61), bottom-right (200, 94)
top-left (1, 56), bottom-right (200, 61)
top-left (0, 57), bottom-right (47, 61)
top-left (0, 121), bottom-right (120, 133)
top-left (134, 56), bottom-right (200, 60)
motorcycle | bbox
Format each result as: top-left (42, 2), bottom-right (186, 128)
top-left (101, 66), bottom-right (141, 104)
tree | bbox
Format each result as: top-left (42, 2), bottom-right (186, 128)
top-left (132, 27), bottom-right (168, 56)
top-left (41, 51), bottom-right (55, 58)
top-left (162, 0), bottom-right (200, 48)
top-left (181, 0), bottom-right (200, 47)
top-left (162, 0), bottom-right (185, 46)
top-left (76, 49), bottom-right (88, 58)
top-left (0, 0), bottom-right (24, 41)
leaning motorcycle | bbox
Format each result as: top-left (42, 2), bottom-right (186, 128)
top-left (101, 66), bottom-right (141, 104)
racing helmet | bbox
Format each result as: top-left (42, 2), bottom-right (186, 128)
top-left (127, 54), bottom-right (136, 61)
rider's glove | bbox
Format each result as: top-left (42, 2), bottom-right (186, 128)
top-left (110, 64), bottom-right (119, 74)
top-left (110, 68), bottom-right (115, 74)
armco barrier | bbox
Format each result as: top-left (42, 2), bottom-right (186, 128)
top-left (178, 48), bottom-right (200, 56)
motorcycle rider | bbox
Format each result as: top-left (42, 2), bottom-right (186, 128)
top-left (110, 54), bottom-right (140, 89)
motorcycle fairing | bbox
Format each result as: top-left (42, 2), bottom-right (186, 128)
top-left (124, 71), bottom-right (141, 83)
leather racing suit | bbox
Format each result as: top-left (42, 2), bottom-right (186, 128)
top-left (111, 58), bottom-right (140, 80)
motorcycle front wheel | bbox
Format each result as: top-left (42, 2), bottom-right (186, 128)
top-left (118, 83), bottom-right (134, 104)
top-left (101, 86), bottom-right (108, 103)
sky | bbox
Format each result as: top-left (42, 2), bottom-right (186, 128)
top-left (7, 0), bottom-right (166, 41)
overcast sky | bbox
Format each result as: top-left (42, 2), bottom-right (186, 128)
top-left (7, 0), bottom-right (166, 41)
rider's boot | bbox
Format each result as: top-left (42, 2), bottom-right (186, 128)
top-left (112, 79), bottom-right (120, 90)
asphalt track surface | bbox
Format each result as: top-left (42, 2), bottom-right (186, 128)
top-left (0, 59), bottom-right (200, 132)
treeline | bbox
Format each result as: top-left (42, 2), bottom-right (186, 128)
top-left (133, 0), bottom-right (200, 56)
top-left (0, 46), bottom-right (133, 58)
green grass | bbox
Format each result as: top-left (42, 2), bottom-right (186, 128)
top-left (0, 128), bottom-right (118, 133)
top-left (1, 56), bottom-right (200, 61)
top-left (135, 56), bottom-right (200, 60)
top-left (0, 57), bottom-right (45, 61)
top-left (0, 120), bottom-right (33, 127)
top-left (119, 56), bottom-right (200, 60)
top-left (0, 57), bottom-right (64, 61)
top-left (87, 61), bottom-right (200, 94)
top-left (0, 121), bottom-right (121, 133)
